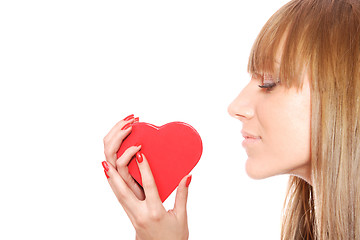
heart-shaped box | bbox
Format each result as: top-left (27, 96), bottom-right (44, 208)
top-left (117, 121), bottom-right (203, 202)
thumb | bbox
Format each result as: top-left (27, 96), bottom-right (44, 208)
top-left (174, 174), bottom-right (192, 216)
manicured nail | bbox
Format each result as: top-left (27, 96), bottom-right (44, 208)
top-left (136, 152), bottom-right (143, 163)
top-left (121, 123), bottom-right (132, 130)
top-left (104, 169), bottom-right (110, 179)
top-left (123, 114), bottom-right (134, 121)
top-left (186, 175), bottom-right (192, 187)
top-left (134, 117), bottom-right (139, 122)
top-left (102, 161), bottom-right (109, 171)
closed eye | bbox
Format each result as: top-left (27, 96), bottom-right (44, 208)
top-left (258, 82), bottom-right (277, 92)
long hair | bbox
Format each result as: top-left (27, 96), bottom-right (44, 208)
top-left (248, 0), bottom-right (360, 239)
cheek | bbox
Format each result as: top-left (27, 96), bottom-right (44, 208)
top-left (245, 95), bottom-right (311, 179)
top-left (266, 102), bottom-right (310, 159)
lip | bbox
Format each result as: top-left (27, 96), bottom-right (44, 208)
top-left (241, 130), bottom-right (261, 139)
top-left (241, 130), bottom-right (261, 147)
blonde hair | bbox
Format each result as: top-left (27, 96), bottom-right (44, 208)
top-left (248, 0), bottom-right (360, 239)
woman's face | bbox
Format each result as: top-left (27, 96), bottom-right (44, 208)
top-left (228, 71), bottom-right (311, 184)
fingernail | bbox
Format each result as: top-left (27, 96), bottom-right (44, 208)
top-left (104, 169), bottom-right (110, 179)
top-left (123, 114), bottom-right (134, 121)
top-left (121, 123), bottom-right (132, 130)
top-left (102, 161), bottom-right (109, 171)
top-left (136, 152), bottom-right (143, 163)
top-left (186, 175), bottom-right (192, 187)
top-left (134, 117), bottom-right (139, 122)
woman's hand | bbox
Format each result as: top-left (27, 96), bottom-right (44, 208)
top-left (103, 114), bottom-right (145, 200)
top-left (102, 115), bottom-right (191, 240)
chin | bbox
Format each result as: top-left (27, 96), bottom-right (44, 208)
top-left (245, 158), bottom-right (279, 180)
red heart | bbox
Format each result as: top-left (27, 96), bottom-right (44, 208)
top-left (117, 121), bottom-right (203, 202)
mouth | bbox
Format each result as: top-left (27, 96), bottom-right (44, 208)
top-left (242, 137), bottom-right (261, 147)
top-left (241, 130), bottom-right (261, 147)
top-left (241, 130), bottom-right (261, 139)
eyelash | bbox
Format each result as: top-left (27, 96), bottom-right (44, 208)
top-left (258, 82), bottom-right (277, 92)
top-left (256, 72), bottom-right (280, 92)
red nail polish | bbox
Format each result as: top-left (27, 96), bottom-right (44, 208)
top-left (102, 161), bottom-right (109, 171)
top-left (104, 169), bottom-right (110, 179)
top-left (123, 114), bottom-right (134, 121)
top-left (121, 123), bottom-right (132, 130)
top-left (136, 152), bottom-right (143, 163)
top-left (186, 175), bottom-right (192, 187)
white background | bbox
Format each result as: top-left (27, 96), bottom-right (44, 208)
top-left (1, 0), bottom-right (290, 239)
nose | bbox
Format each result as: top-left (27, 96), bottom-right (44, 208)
top-left (227, 82), bottom-right (255, 121)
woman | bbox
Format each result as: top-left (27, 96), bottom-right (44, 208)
top-left (102, 0), bottom-right (360, 239)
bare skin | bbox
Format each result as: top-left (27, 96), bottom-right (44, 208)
top-left (228, 72), bottom-right (311, 184)
top-left (103, 116), bottom-right (190, 240)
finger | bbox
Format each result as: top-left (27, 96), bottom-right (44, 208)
top-left (135, 152), bottom-right (163, 207)
top-left (116, 145), bottom-right (141, 169)
top-left (173, 175), bottom-right (191, 217)
top-left (103, 114), bottom-right (135, 148)
top-left (127, 179), bottom-right (145, 201)
top-left (104, 118), bottom-right (135, 167)
top-left (102, 160), bottom-right (140, 219)
top-left (116, 145), bottom-right (145, 200)
top-left (104, 114), bottom-right (134, 140)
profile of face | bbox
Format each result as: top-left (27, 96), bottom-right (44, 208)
top-left (228, 69), bottom-right (311, 183)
